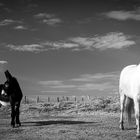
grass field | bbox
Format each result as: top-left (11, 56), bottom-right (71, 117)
top-left (0, 96), bottom-right (138, 140)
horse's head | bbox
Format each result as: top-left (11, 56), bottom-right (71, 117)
top-left (3, 79), bottom-right (15, 96)
top-left (0, 84), bottom-right (9, 106)
top-left (0, 84), bottom-right (7, 96)
top-left (0, 70), bottom-right (16, 99)
top-left (3, 70), bottom-right (14, 95)
top-left (3, 71), bottom-right (22, 97)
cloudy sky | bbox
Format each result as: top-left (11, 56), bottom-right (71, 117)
top-left (0, 0), bottom-right (140, 96)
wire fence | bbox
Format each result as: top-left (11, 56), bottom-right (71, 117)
top-left (22, 95), bottom-right (91, 104)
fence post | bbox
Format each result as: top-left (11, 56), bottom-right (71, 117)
top-left (62, 96), bottom-right (65, 101)
top-left (74, 96), bottom-right (76, 102)
top-left (48, 97), bottom-right (50, 102)
top-left (24, 96), bottom-right (27, 104)
top-left (57, 97), bottom-right (60, 102)
top-left (66, 97), bottom-right (69, 101)
top-left (82, 96), bottom-right (84, 102)
top-left (87, 95), bottom-right (90, 101)
top-left (37, 96), bottom-right (39, 103)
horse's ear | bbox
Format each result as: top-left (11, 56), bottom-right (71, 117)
top-left (4, 70), bottom-right (13, 80)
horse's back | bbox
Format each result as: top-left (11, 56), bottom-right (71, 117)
top-left (119, 64), bottom-right (140, 98)
top-left (120, 65), bottom-right (137, 81)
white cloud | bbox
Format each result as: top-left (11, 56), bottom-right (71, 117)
top-left (38, 71), bottom-right (118, 94)
top-left (41, 90), bottom-right (67, 93)
top-left (34, 12), bottom-right (62, 26)
top-left (5, 42), bottom-right (79, 53)
top-left (0, 19), bottom-right (22, 26)
top-left (0, 19), bottom-right (15, 26)
top-left (71, 72), bottom-right (119, 82)
top-left (14, 25), bottom-right (27, 30)
top-left (43, 18), bottom-right (62, 25)
top-left (5, 32), bottom-right (135, 53)
top-left (78, 83), bottom-right (116, 91)
top-left (42, 41), bottom-right (79, 49)
top-left (52, 85), bottom-right (76, 89)
top-left (103, 8), bottom-right (140, 21)
top-left (34, 13), bottom-right (54, 19)
top-left (39, 80), bottom-right (63, 86)
top-left (70, 32), bottom-right (135, 50)
top-left (6, 44), bottom-right (47, 53)
top-left (71, 72), bottom-right (119, 92)
top-left (38, 80), bottom-right (76, 89)
top-left (45, 32), bottom-right (135, 51)
top-left (0, 61), bottom-right (7, 64)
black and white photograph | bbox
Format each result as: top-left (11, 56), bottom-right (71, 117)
top-left (0, 0), bottom-right (140, 139)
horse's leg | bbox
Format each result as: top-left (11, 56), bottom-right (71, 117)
top-left (15, 102), bottom-right (21, 126)
top-left (134, 98), bottom-right (140, 138)
top-left (120, 94), bottom-right (126, 130)
top-left (11, 103), bottom-right (16, 128)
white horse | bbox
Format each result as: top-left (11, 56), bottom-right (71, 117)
top-left (119, 64), bottom-right (140, 138)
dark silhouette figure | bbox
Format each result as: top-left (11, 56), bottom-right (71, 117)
top-left (2, 70), bottom-right (23, 127)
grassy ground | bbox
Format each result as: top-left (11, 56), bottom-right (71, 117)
top-left (0, 96), bottom-right (138, 140)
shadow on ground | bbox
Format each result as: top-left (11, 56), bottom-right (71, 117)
top-left (22, 120), bottom-right (98, 127)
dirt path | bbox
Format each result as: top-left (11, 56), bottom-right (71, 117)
top-left (0, 106), bottom-right (138, 140)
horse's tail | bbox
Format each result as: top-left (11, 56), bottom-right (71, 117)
top-left (125, 97), bottom-right (134, 123)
